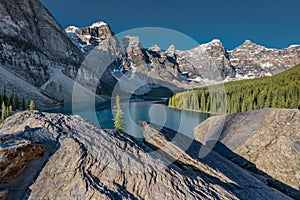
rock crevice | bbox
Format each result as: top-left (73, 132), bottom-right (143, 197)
top-left (0, 111), bottom-right (294, 199)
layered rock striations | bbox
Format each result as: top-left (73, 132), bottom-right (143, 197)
top-left (0, 0), bottom-right (85, 107)
top-left (229, 40), bottom-right (300, 78)
top-left (0, 111), bottom-right (293, 199)
top-left (195, 108), bottom-right (300, 198)
top-left (0, 0), bottom-right (84, 86)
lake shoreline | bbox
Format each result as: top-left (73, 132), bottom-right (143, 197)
top-left (48, 99), bottom-right (211, 139)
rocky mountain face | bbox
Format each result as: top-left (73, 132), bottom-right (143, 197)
top-left (67, 23), bottom-right (185, 93)
top-left (67, 23), bottom-right (300, 89)
top-left (0, 0), bottom-right (299, 106)
top-left (229, 40), bottom-right (300, 78)
top-left (194, 108), bottom-right (300, 199)
top-left (175, 39), bottom-right (234, 83)
top-left (0, 110), bottom-right (292, 200)
top-left (0, 0), bottom-right (84, 85)
top-left (66, 22), bottom-right (116, 55)
top-left (0, 0), bottom-right (84, 107)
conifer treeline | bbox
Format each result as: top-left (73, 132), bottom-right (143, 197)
top-left (168, 64), bottom-right (300, 114)
top-left (1, 87), bottom-right (35, 121)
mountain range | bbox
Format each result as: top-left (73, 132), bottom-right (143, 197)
top-left (66, 22), bottom-right (300, 89)
top-left (0, 1), bottom-right (299, 199)
top-left (0, 0), bottom-right (299, 108)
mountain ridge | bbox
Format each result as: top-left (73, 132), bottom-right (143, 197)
top-left (66, 21), bottom-right (300, 90)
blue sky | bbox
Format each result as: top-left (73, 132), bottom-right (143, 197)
top-left (41, 0), bottom-right (300, 50)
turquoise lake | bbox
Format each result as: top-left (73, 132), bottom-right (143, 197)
top-left (50, 100), bottom-right (211, 139)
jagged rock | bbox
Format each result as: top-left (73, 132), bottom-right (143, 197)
top-left (122, 36), bottom-right (148, 70)
top-left (176, 39), bottom-right (234, 81)
top-left (0, 189), bottom-right (8, 200)
top-left (194, 108), bottom-right (300, 199)
top-left (76, 22), bottom-right (113, 41)
top-left (229, 40), bottom-right (300, 78)
top-left (148, 44), bottom-right (161, 52)
top-left (0, 0), bottom-right (84, 108)
top-left (67, 24), bottom-right (184, 95)
top-left (122, 36), bottom-right (143, 51)
top-left (165, 45), bottom-right (176, 57)
top-left (0, 139), bottom-right (44, 182)
top-left (66, 21), bottom-right (116, 54)
top-left (0, 111), bottom-right (292, 199)
top-left (68, 22), bottom-right (300, 89)
top-left (66, 22), bottom-right (133, 95)
top-left (0, 0), bottom-right (84, 86)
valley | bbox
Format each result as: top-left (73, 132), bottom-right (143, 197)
top-left (0, 0), bottom-right (299, 199)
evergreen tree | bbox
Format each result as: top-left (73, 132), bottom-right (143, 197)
top-left (1, 101), bottom-right (6, 121)
top-left (22, 98), bottom-right (26, 110)
top-left (168, 64), bottom-right (300, 114)
top-left (8, 105), bottom-right (13, 116)
top-left (200, 92), bottom-right (206, 112)
top-left (12, 93), bottom-right (19, 110)
top-left (5, 106), bottom-right (8, 119)
top-left (29, 100), bottom-right (36, 110)
top-left (3, 86), bottom-right (7, 105)
top-left (113, 95), bottom-right (124, 131)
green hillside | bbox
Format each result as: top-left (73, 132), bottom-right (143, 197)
top-left (168, 64), bottom-right (300, 114)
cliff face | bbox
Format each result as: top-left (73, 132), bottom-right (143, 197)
top-left (0, 0), bottom-right (85, 107)
top-left (66, 24), bottom-right (184, 94)
top-left (230, 40), bottom-right (300, 78)
top-left (0, 111), bottom-right (291, 199)
top-left (0, 0), bottom-right (84, 86)
top-left (194, 108), bottom-right (300, 198)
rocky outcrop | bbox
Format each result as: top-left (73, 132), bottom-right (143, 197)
top-left (229, 40), bottom-right (300, 78)
top-left (66, 22), bottom-right (117, 55)
top-left (0, 0), bottom-right (84, 86)
top-left (0, 139), bottom-right (44, 182)
top-left (66, 22), bottom-right (131, 95)
top-left (176, 39), bottom-right (234, 81)
top-left (0, 111), bottom-right (292, 199)
top-left (0, 64), bottom-right (58, 109)
top-left (194, 108), bottom-right (300, 198)
top-left (0, 0), bottom-right (85, 108)
top-left (66, 24), bottom-right (184, 95)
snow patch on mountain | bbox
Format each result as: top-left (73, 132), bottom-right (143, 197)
top-left (65, 21), bottom-right (300, 89)
top-left (261, 62), bottom-right (273, 68)
top-left (289, 44), bottom-right (300, 48)
top-left (90, 21), bottom-right (107, 28)
top-left (65, 26), bottom-right (78, 33)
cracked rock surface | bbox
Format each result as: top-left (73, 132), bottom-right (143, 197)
top-left (195, 108), bottom-right (300, 198)
top-left (0, 111), bottom-right (292, 199)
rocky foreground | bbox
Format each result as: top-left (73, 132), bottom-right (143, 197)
top-left (0, 110), bottom-right (296, 199)
top-left (195, 108), bottom-right (300, 199)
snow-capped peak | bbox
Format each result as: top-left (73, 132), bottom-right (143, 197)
top-left (203, 39), bottom-right (223, 47)
top-left (90, 21), bottom-right (107, 28)
top-left (149, 44), bottom-right (161, 52)
top-left (166, 44), bottom-right (176, 52)
top-left (210, 39), bottom-right (222, 44)
top-left (192, 39), bottom-right (223, 51)
top-left (65, 26), bottom-right (78, 33)
top-left (242, 39), bottom-right (255, 46)
top-left (288, 44), bottom-right (300, 48)
top-left (236, 40), bottom-right (278, 51)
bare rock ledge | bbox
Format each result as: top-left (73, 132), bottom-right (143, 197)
top-left (0, 110), bottom-right (292, 199)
